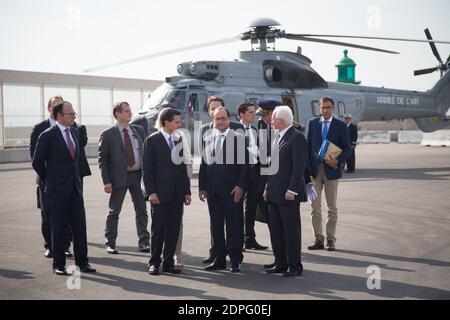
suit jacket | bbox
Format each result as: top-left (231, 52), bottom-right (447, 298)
top-left (32, 125), bottom-right (82, 196)
top-left (30, 120), bottom-right (91, 178)
top-left (307, 117), bottom-right (351, 180)
top-left (98, 124), bottom-right (146, 189)
top-left (348, 123), bottom-right (358, 146)
top-left (143, 131), bottom-right (191, 203)
top-left (76, 124), bottom-right (92, 177)
top-left (266, 126), bottom-right (307, 204)
top-left (199, 129), bottom-right (249, 198)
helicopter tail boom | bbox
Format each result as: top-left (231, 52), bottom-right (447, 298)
top-left (413, 71), bottom-right (450, 132)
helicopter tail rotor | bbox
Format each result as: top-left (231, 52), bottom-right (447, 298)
top-left (414, 28), bottom-right (449, 77)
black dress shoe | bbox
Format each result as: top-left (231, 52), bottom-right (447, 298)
top-left (307, 240), bottom-right (325, 250)
top-left (204, 261), bottom-right (226, 271)
top-left (230, 263), bottom-right (240, 273)
top-left (263, 262), bottom-right (276, 269)
top-left (53, 267), bottom-right (69, 276)
top-left (148, 265), bottom-right (159, 275)
top-left (162, 265), bottom-right (182, 274)
top-left (65, 250), bottom-right (73, 258)
top-left (79, 264), bottom-right (96, 273)
top-left (265, 266), bottom-right (288, 274)
top-left (202, 255), bottom-right (216, 264)
top-left (326, 240), bottom-right (336, 251)
top-left (44, 249), bottom-right (53, 258)
top-left (245, 240), bottom-right (268, 250)
top-left (282, 268), bottom-right (303, 277)
top-left (106, 246), bottom-right (119, 254)
top-left (139, 245), bottom-right (150, 253)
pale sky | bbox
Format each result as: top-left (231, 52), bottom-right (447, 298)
top-left (1, 0), bottom-right (449, 91)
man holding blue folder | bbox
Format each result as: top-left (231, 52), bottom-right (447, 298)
top-left (306, 97), bottom-right (351, 251)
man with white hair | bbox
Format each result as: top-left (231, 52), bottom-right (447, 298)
top-left (264, 105), bottom-right (307, 277)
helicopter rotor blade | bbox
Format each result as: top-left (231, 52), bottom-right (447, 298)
top-left (285, 34), bottom-right (399, 54)
top-left (287, 33), bottom-right (450, 45)
top-left (413, 67), bottom-right (439, 76)
top-left (83, 36), bottom-right (240, 72)
top-left (424, 28), bottom-right (444, 65)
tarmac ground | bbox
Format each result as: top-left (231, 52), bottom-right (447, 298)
top-left (1, 144), bottom-right (449, 300)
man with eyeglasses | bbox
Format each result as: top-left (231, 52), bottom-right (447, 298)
top-left (32, 101), bottom-right (95, 275)
top-left (30, 96), bottom-right (91, 259)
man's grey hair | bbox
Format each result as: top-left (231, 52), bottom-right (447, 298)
top-left (273, 105), bottom-right (293, 126)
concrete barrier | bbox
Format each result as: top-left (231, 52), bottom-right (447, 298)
top-left (421, 130), bottom-right (450, 147)
top-left (398, 131), bottom-right (423, 144)
top-left (1, 130), bottom-right (449, 163)
top-left (358, 131), bottom-right (391, 144)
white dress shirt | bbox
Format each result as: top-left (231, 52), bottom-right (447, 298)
top-left (117, 124), bottom-right (141, 171)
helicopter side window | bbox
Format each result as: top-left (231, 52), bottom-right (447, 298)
top-left (311, 100), bottom-right (321, 117)
top-left (337, 101), bottom-right (346, 117)
top-left (167, 90), bottom-right (187, 110)
top-left (188, 92), bottom-right (208, 112)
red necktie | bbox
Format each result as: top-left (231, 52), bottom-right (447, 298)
top-left (123, 128), bottom-right (135, 167)
top-left (65, 128), bottom-right (76, 159)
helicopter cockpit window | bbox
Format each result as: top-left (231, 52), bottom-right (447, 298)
top-left (311, 100), bottom-right (321, 117)
top-left (141, 84), bottom-right (187, 111)
top-left (167, 90), bottom-right (186, 110)
top-left (337, 101), bottom-right (346, 117)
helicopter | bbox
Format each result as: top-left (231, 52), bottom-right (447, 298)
top-left (84, 17), bottom-right (450, 136)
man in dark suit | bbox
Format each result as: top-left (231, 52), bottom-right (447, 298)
top-left (98, 102), bottom-right (150, 254)
top-left (200, 96), bottom-right (244, 264)
top-left (199, 107), bottom-right (248, 273)
top-left (32, 101), bottom-right (95, 275)
top-left (344, 114), bottom-right (358, 173)
top-left (143, 106), bottom-right (191, 275)
top-left (264, 106), bottom-right (307, 277)
top-left (237, 102), bottom-right (268, 250)
top-left (306, 97), bottom-right (351, 252)
top-left (30, 95), bottom-right (91, 258)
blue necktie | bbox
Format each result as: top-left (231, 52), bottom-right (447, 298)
top-left (168, 136), bottom-right (174, 151)
top-left (322, 121), bottom-right (329, 143)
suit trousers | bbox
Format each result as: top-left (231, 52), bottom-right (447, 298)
top-left (268, 202), bottom-right (302, 270)
top-left (38, 183), bottom-right (71, 251)
top-left (105, 171), bottom-right (149, 247)
top-left (310, 164), bottom-right (339, 242)
top-left (346, 147), bottom-right (356, 171)
top-left (47, 186), bottom-right (88, 269)
top-left (148, 201), bottom-right (183, 268)
top-left (244, 166), bottom-right (259, 242)
top-left (207, 194), bottom-right (244, 265)
top-left (174, 212), bottom-right (183, 263)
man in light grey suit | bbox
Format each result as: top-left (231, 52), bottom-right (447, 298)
top-left (98, 102), bottom-right (150, 254)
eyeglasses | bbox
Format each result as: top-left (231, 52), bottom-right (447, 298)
top-left (62, 112), bottom-right (77, 116)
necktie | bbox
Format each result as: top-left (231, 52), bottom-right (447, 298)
top-left (272, 132), bottom-right (280, 150)
top-left (123, 128), bottom-right (135, 167)
top-left (322, 121), bottom-right (329, 142)
top-left (168, 136), bottom-right (174, 151)
top-left (267, 123), bottom-right (272, 157)
top-left (245, 127), bottom-right (250, 136)
top-left (65, 128), bottom-right (76, 159)
top-left (213, 134), bottom-right (224, 158)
